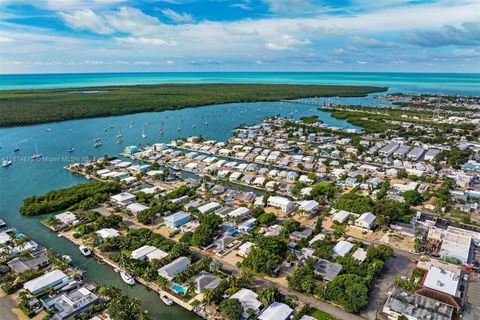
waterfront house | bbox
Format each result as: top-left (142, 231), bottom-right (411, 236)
top-left (55, 211), bottom-right (78, 227)
top-left (193, 271), bottom-right (221, 293)
top-left (258, 301), bottom-right (293, 320)
top-left (164, 211), bottom-right (191, 228)
top-left (42, 287), bottom-right (99, 320)
top-left (24, 269), bottom-right (71, 295)
top-left (229, 288), bottom-right (262, 318)
top-left (131, 245), bottom-right (168, 261)
top-left (96, 228), bottom-right (119, 240)
top-left (157, 256), bottom-right (191, 281)
top-left (8, 248), bottom-right (49, 273)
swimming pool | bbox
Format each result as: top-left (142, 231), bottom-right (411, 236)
top-left (171, 283), bottom-right (187, 294)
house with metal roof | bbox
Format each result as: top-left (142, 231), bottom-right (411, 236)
top-left (258, 302), bottom-right (293, 320)
top-left (164, 211), bottom-right (191, 228)
top-left (355, 212), bottom-right (376, 230)
top-left (24, 270), bottom-right (71, 295)
top-left (157, 257), bottom-right (191, 281)
top-left (314, 259), bottom-right (342, 281)
top-left (229, 288), bottom-right (262, 318)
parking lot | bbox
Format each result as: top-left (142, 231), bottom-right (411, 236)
top-left (360, 249), bottom-right (415, 320)
top-left (464, 272), bottom-right (480, 320)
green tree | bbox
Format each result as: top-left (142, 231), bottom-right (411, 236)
top-left (219, 298), bottom-right (244, 320)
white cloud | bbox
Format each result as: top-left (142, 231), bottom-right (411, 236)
top-left (59, 9), bottom-right (113, 34)
top-left (262, 0), bottom-right (319, 14)
top-left (266, 34), bottom-right (311, 50)
top-left (161, 8), bottom-right (194, 23)
top-left (115, 36), bottom-right (176, 46)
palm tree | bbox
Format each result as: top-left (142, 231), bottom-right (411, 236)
top-left (203, 288), bottom-right (215, 303)
top-left (259, 285), bottom-right (280, 306)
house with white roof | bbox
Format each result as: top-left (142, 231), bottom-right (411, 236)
top-left (297, 200), bottom-right (320, 216)
top-left (267, 196), bottom-right (295, 213)
top-left (355, 212), bottom-right (376, 230)
top-left (229, 288), bottom-right (262, 318)
top-left (55, 211), bottom-right (78, 226)
top-left (333, 241), bottom-right (354, 257)
top-left (96, 228), bottom-right (119, 240)
top-left (258, 302), bottom-right (293, 320)
top-left (126, 203), bottom-right (149, 215)
top-left (198, 202), bottom-right (221, 214)
top-left (131, 245), bottom-right (168, 261)
top-left (24, 269), bottom-right (70, 295)
top-left (110, 192), bottom-right (136, 205)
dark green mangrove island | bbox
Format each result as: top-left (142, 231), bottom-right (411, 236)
top-left (0, 83), bottom-right (386, 127)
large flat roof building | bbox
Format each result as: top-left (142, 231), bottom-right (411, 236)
top-left (383, 286), bottom-right (454, 320)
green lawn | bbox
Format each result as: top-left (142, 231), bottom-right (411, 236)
top-left (307, 308), bottom-right (337, 320)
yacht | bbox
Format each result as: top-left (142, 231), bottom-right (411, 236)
top-left (2, 159), bottom-right (12, 167)
top-left (120, 271), bottom-right (136, 285)
top-left (79, 245), bottom-right (91, 257)
top-left (31, 144), bottom-right (42, 160)
top-left (160, 294), bottom-right (173, 306)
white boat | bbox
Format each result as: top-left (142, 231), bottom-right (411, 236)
top-left (61, 255), bottom-right (72, 264)
top-left (160, 294), bottom-right (173, 306)
top-left (79, 245), bottom-right (91, 256)
top-left (120, 271), bottom-right (135, 285)
top-left (141, 127), bottom-right (146, 139)
top-left (69, 147), bottom-right (75, 152)
top-left (94, 137), bottom-right (101, 142)
top-left (117, 130), bottom-right (122, 139)
top-left (44, 128), bottom-right (51, 132)
top-left (2, 159), bottom-right (12, 167)
top-left (31, 144), bottom-right (42, 160)
top-left (94, 142), bottom-right (102, 148)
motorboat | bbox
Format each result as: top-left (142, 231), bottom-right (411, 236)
top-left (160, 294), bottom-right (173, 306)
top-left (44, 128), bottom-right (51, 132)
top-left (94, 142), bottom-right (102, 148)
top-left (79, 245), bottom-right (91, 256)
top-left (141, 127), bottom-right (147, 139)
top-left (61, 255), bottom-right (72, 264)
top-left (2, 159), bottom-right (12, 167)
top-left (31, 144), bottom-right (42, 160)
top-left (69, 147), bottom-right (75, 153)
top-left (120, 271), bottom-right (135, 285)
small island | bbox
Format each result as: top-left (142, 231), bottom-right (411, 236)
top-left (0, 83), bottom-right (386, 127)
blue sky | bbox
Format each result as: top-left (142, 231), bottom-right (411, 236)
top-left (0, 0), bottom-right (479, 73)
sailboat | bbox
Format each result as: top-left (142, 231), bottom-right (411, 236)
top-left (31, 144), bottom-right (42, 160)
top-left (94, 141), bottom-right (102, 148)
top-left (119, 253), bottom-right (135, 285)
top-left (116, 130), bottom-right (123, 139)
top-left (141, 127), bottom-right (147, 139)
top-left (14, 142), bottom-right (19, 152)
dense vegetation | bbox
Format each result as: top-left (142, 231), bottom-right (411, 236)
top-left (288, 244), bottom-right (393, 313)
top-left (0, 84), bottom-right (385, 127)
top-left (19, 181), bottom-right (121, 216)
top-left (241, 236), bottom-right (288, 276)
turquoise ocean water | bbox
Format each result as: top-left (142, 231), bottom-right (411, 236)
top-left (0, 72), bottom-right (478, 318)
top-left (1, 72), bottom-right (479, 95)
